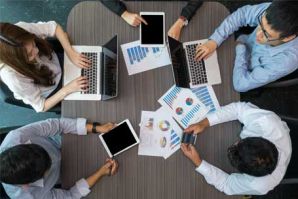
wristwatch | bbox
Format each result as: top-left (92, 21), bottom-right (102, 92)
top-left (92, 122), bottom-right (100, 134)
top-left (179, 16), bottom-right (189, 26)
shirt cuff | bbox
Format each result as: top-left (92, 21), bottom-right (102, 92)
top-left (75, 178), bottom-right (91, 197)
top-left (76, 118), bottom-right (87, 135)
top-left (209, 32), bottom-right (224, 47)
top-left (195, 160), bottom-right (211, 176)
top-left (206, 113), bottom-right (219, 126)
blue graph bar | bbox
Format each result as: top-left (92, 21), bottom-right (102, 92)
top-left (133, 47), bottom-right (140, 62)
top-left (130, 48), bottom-right (136, 61)
top-left (127, 49), bottom-right (133, 65)
top-left (146, 47), bottom-right (149, 53)
top-left (141, 47), bottom-right (146, 58)
top-left (153, 47), bottom-right (156, 53)
top-left (137, 46), bottom-right (143, 59)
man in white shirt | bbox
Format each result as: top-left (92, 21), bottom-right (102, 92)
top-left (181, 102), bottom-right (292, 195)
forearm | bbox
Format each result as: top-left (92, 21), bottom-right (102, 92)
top-left (100, 0), bottom-right (127, 16)
top-left (54, 24), bottom-right (73, 55)
top-left (181, 1), bottom-right (203, 21)
top-left (86, 168), bottom-right (105, 188)
top-left (43, 87), bottom-right (69, 112)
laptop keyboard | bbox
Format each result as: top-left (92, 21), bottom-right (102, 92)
top-left (81, 52), bottom-right (98, 94)
top-left (185, 43), bottom-right (207, 85)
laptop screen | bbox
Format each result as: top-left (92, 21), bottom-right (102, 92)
top-left (168, 36), bottom-right (190, 88)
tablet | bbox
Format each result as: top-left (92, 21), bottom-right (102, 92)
top-left (99, 119), bottom-right (139, 157)
top-left (140, 12), bottom-right (165, 47)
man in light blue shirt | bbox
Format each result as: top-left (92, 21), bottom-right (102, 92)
top-left (195, 1), bottom-right (298, 92)
top-left (0, 118), bottom-right (118, 199)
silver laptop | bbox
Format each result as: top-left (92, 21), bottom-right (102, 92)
top-left (63, 36), bottom-right (118, 101)
top-left (168, 36), bottom-right (221, 88)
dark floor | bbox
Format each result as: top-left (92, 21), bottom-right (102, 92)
top-left (0, 1), bottom-right (297, 199)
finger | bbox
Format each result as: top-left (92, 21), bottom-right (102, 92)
top-left (195, 50), bottom-right (206, 61)
top-left (134, 18), bottom-right (142, 26)
top-left (80, 57), bottom-right (91, 65)
top-left (78, 61), bottom-right (90, 68)
top-left (137, 15), bottom-right (148, 25)
top-left (111, 162), bottom-right (118, 175)
top-left (198, 51), bottom-right (209, 61)
top-left (184, 126), bottom-right (195, 133)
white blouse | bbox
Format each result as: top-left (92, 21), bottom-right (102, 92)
top-left (0, 21), bottom-right (61, 112)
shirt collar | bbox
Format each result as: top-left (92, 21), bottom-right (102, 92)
top-left (29, 178), bottom-right (44, 187)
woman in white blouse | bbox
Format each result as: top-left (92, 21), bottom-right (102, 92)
top-left (0, 21), bottom-right (90, 112)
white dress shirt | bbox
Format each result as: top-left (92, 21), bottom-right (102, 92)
top-left (0, 21), bottom-right (61, 112)
top-left (195, 102), bottom-right (292, 195)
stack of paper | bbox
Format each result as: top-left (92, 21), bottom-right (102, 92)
top-left (138, 84), bottom-right (220, 159)
top-left (138, 107), bottom-right (183, 159)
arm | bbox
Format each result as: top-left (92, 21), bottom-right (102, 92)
top-left (195, 161), bottom-right (264, 195)
top-left (100, 0), bottom-right (127, 16)
top-left (210, 3), bottom-right (270, 46)
top-left (181, 1), bottom-right (203, 21)
top-left (232, 44), bottom-right (298, 92)
top-left (168, 1), bottom-right (203, 40)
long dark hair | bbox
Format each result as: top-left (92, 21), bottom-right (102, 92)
top-left (0, 22), bottom-right (55, 86)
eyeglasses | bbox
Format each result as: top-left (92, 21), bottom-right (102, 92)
top-left (257, 10), bottom-right (282, 42)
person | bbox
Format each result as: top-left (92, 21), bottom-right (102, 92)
top-left (0, 21), bottom-right (91, 112)
top-left (181, 102), bottom-right (291, 195)
top-left (0, 118), bottom-right (118, 199)
top-left (100, 0), bottom-right (203, 40)
top-left (195, 1), bottom-right (298, 92)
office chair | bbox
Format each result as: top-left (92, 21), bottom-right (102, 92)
top-left (0, 38), bottom-right (63, 113)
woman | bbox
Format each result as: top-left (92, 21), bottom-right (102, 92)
top-left (0, 21), bottom-right (90, 112)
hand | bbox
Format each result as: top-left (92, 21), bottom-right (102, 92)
top-left (121, 11), bottom-right (148, 27)
top-left (184, 118), bottom-right (209, 135)
top-left (64, 76), bottom-right (88, 94)
top-left (97, 123), bottom-right (116, 134)
top-left (168, 18), bottom-right (184, 41)
top-left (181, 144), bottom-right (202, 167)
top-left (195, 40), bottom-right (217, 61)
top-left (99, 159), bottom-right (119, 176)
top-left (67, 49), bottom-right (91, 69)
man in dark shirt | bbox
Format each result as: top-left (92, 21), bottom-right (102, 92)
top-left (100, 0), bottom-right (203, 40)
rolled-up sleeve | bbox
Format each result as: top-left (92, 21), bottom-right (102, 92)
top-left (15, 21), bottom-right (57, 38)
top-left (0, 70), bottom-right (45, 112)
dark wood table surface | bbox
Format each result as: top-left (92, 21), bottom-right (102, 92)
top-left (61, 1), bottom-right (240, 199)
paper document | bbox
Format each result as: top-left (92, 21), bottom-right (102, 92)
top-left (158, 86), bottom-right (209, 128)
top-left (121, 40), bottom-right (171, 75)
top-left (138, 107), bottom-right (183, 159)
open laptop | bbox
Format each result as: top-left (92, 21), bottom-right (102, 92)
top-left (63, 35), bottom-right (118, 101)
top-left (168, 36), bottom-right (221, 88)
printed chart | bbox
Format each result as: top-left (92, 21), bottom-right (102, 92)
top-left (121, 40), bottom-right (171, 75)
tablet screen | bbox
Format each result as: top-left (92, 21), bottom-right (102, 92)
top-left (141, 14), bottom-right (164, 45)
top-left (101, 122), bottom-right (138, 155)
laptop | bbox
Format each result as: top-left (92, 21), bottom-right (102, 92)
top-left (63, 35), bottom-right (118, 101)
top-left (168, 36), bottom-right (221, 88)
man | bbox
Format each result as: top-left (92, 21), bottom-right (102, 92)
top-left (0, 118), bottom-right (119, 199)
top-left (195, 1), bottom-right (298, 92)
top-left (100, 0), bottom-right (203, 40)
top-left (181, 102), bottom-right (292, 195)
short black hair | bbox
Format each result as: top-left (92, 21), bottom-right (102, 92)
top-left (266, 1), bottom-right (298, 38)
top-left (0, 144), bottom-right (52, 184)
top-left (227, 137), bottom-right (278, 177)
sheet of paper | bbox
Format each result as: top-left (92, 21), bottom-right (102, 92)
top-left (138, 107), bottom-right (183, 159)
top-left (158, 85), bottom-right (209, 128)
top-left (191, 85), bottom-right (220, 114)
top-left (121, 40), bottom-right (171, 75)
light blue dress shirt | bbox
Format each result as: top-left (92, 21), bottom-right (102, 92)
top-left (0, 118), bottom-right (91, 199)
top-left (210, 3), bottom-right (298, 92)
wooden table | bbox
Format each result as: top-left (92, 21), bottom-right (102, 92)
top-left (62, 1), bottom-right (240, 199)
